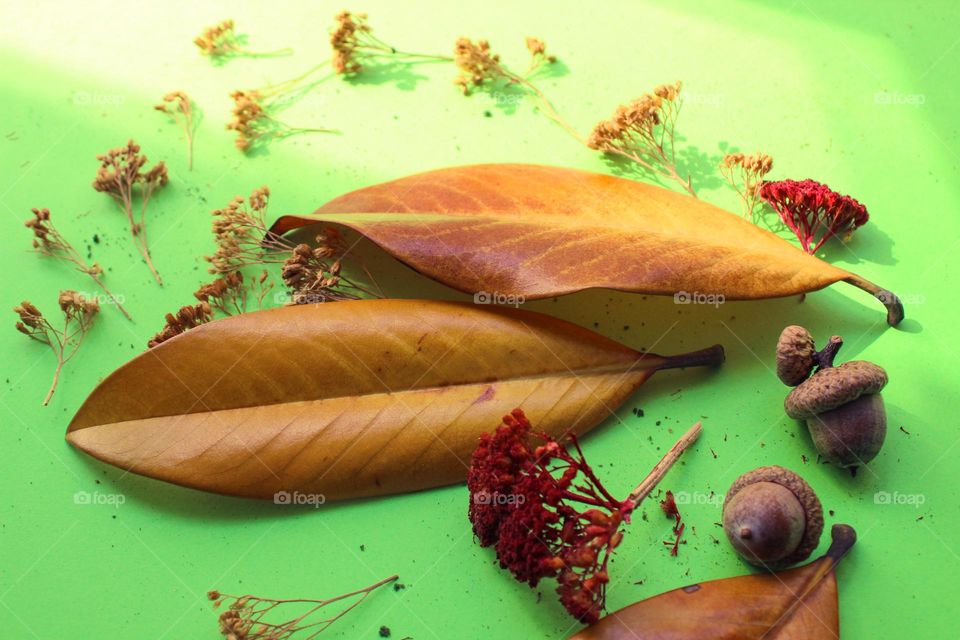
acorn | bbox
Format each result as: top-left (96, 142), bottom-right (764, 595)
top-left (775, 325), bottom-right (843, 386)
top-left (722, 466), bottom-right (823, 569)
top-left (786, 360), bottom-right (888, 469)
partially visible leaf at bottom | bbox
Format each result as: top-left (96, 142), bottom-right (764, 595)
top-left (66, 299), bottom-right (723, 501)
top-left (569, 524), bottom-right (857, 639)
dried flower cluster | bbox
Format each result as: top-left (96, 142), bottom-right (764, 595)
top-left (195, 270), bottom-right (274, 316)
top-left (24, 207), bottom-right (131, 320)
top-left (760, 179), bottom-right (869, 255)
top-left (720, 152), bottom-right (774, 220)
top-left (155, 91), bottom-right (196, 170)
top-left (194, 20), bottom-right (290, 61)
top-left (468, 409), bottom-right (701, 623)
top-left (207, 187), bottom-right (379, 302)
top-left (330, 10), bottom-right (453, 75)
top-left (207, 575), bottom-right (397, 639)
top-left (207, 187), bottom-right (286, 274)
top-left (452, 37), bottom-right (503, 95)
top-left (227, 88), bottom-right (335, 153)
top-left (148, 302), bottom-right (212, 348)
top-left (281, 229), bottom-right (380, 304)
top-left (92, 140), bottom-right (168, 284)
top-left (587, 82), bottom-right (694, 196)
top-left (15, 292), bottom-right (99, 405)
top-left (524, 37), bottom-right (557, 72)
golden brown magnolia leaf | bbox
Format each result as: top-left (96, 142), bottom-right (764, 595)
top-left (66, 299), bottom-right (723, 500)
top-left (270, 164), bottom-right (903, 325)
top-left (569, 524), bottom-right (857, 640)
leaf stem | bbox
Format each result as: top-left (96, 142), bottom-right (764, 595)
top-left (843, 274), bottom-right (904, 326)
top-left (655, 344), bottom-right (725, 371)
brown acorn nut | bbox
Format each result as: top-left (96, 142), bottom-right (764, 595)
top-left (775, 326), bottom-right (845, 386)
top-left (776, 325), bottom-right (816, 386)
top-left (722, 466), bottom-right (823, 569)
top-left (786, 360), bottom-right (888, 469)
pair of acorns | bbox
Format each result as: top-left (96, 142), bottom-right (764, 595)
top-left (776, 325), bottom-right (889, 469)
top-left (721, 326), bottom-right (890, 568)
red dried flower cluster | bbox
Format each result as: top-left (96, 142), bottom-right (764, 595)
top-left (760, 179), bottom-right (869, 255)
top-left (468, 410), bottom-right (625, 622)
top-left (468, 409), bottom-right (701, 624)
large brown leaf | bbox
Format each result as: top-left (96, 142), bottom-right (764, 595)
top-left (568, 524), bottom-right (857, 640)
top-left (270, 164), bottom-right (903, 325)
top-left (66, 299), bottom-right (723, 500)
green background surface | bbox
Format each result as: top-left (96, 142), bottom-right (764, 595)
top-left (1, 1), bottom-right (957, 638)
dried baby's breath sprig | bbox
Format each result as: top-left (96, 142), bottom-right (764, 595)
top-left (452, 36), bottom-right (580, 141)
top-left (14, 292), bottom-right (99, 405)
top-left (92, 140), bottom-right (168, 285)
top-left (25, 207), bottom-right (131, 320)
top-left (194, 19), bottom-right (291, 61)
top-left (523, 37), bottom-right (557, 73)
top-left (207, 574), bottom-right (398, 639)
top-left (194, 270), bottom-right (274, 316)
top-left (206, 187), bottom-right (381, 304)
top-left (207, 186), bottom-right (287, 274)
top-left (720, 152), bottom-right (774, 220)
top-left (281, 229), bottom-right (382, 304)
top-left (227, 88), bottom-right (336, 153)
top-left (147, 302), bottom-right (212, 348)
top-left (587, 82), bottom-right (695, 196)
top-left (331, 10), bottom-right (451, 75)
top-left (155, 91), bottom-right (197, 170)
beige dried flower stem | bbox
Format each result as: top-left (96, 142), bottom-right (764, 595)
top-left (587, 87), bottom-right (697, 198)
top-left (720, 152), bottom-right (774, 220)
top-left (209, 574), bottom-right (398, 639)
top-left (15, 293), bottom-right (99, 405)
top-left (194, 19), bottom-right (292, 60)
top-left (155, 92), bottom-right (197, 170)
top-left (625, 421), bottom-right (702, 509)
top-left (92, 141), bottom-right (168, 285)
top-left (25, 208), bottom-right (132, 320)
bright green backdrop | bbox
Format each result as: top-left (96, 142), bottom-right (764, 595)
top-left (1, 1), bottom-right (957, 638)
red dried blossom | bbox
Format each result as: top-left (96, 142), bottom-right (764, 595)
top-left (759, 179), bottom-right (869, 255)
top-left (467, 409), bottom-right (535, 546)
top-left (468, 409), bottom-right (701, 624)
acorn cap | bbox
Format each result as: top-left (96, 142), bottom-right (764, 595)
top-left (785, 361), bottom-right (888, 419)
top-left (724, 465), bottom-right (823, 568)
top-left (776, 325), bottom-right (816, 386)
